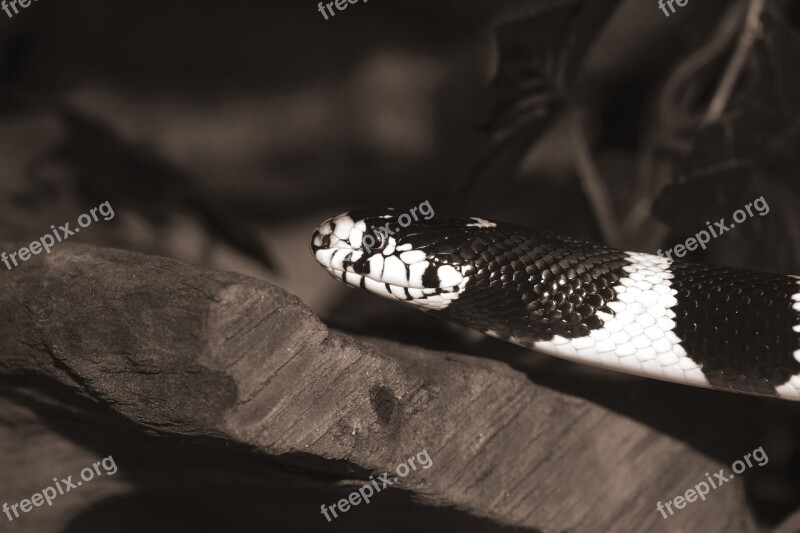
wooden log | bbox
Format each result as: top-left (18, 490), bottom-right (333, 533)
top-left (0, 244), bottom-right (761, 532)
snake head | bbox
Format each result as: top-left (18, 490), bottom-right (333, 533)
top-left (310, 208), bottom-right (494, 309)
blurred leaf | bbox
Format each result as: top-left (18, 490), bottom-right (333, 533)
top-left (460, 0), bottom-right (623, 202)
top-left (26, 106), bottom-right (278, 271)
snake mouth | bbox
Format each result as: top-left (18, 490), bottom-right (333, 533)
top-left (313, 246), bottom-right (468, 311)
top-left (312, 244), bottom-right (454, 292)
top-left (320, 262), bottom-right (465, 307)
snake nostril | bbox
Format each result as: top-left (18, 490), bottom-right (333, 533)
top-left (310, 229), bottom-right (335, 253)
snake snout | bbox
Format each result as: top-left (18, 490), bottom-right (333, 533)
top-left (310, 212), bottom-right (366, 272)
top-left (313, 211), bottom-right (355, 238)
top-left (309, 227), bottom-right (330, 253)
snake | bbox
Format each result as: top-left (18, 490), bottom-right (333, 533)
top-left (310, 209), bottom-right (800, 401)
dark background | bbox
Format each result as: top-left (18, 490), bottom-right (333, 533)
top-left (2, 0), bottom-right (800, 530)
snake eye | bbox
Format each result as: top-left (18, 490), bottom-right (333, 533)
top-left (373, 230), bottom-right (389, 252)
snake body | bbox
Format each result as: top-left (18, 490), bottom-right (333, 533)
top-left (311, 210), bottom-right (800, 400)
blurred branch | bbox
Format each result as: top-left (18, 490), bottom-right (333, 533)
top-left (628, 1), bottom-right (747, 251)
top-left (704, 0), bottom-right (767, 124)
top-left (569, 108), bottom-right (623, 247)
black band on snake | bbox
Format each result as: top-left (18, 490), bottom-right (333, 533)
top-left (310, 209), bottom-right (800, 401)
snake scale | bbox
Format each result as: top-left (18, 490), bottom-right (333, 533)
top-left (311, 210), bottom-right (800, 400)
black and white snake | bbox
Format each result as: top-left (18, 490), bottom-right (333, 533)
top-left (311, 210), bottom-right (800, 401)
